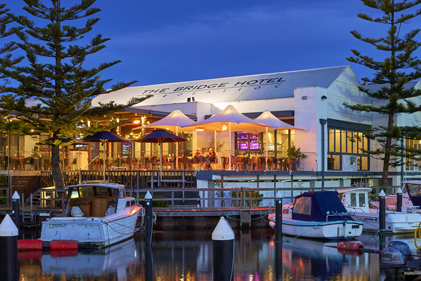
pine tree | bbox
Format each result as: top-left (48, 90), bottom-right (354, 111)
top-left (0, 0), bottom-right (150, 190)
top-left (345, 0), bottom-right (421, 186)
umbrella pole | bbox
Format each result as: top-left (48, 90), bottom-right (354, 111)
top-left (266, 127), bottom-right (268, 170)
top-left (214, 130), bottom-right (217, 170)
top-left (159, 140), bottom-right (163, 186)
top-left (103, 140), bottom-right (106, 181)
top-left (229, 122), bottom-right (232, 170)
top-left (176, 127), bottom-right (178, 170)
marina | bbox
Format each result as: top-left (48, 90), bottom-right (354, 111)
top-left (14, 228), bottom-right (414, 280)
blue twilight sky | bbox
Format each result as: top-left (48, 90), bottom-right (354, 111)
top-left (4, 0), bottom-right (419, 88)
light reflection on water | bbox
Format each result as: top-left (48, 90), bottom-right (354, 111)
top-left (18, 228), bottom-right (414, 280)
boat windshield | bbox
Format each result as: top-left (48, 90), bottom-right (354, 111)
top-left (293, 196), bottom-right (311, 215)
top-left (71, 185), bottom-right (116, 198)
top-left (408, 184), bottom-right (421, 197)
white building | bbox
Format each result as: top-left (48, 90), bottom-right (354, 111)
top-left (93, 65), bottom-right (421, 195)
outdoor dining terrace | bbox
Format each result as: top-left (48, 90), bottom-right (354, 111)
top-left (0, 149), bottom-right (317, 172)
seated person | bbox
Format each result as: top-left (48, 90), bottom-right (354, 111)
top-left (205, 147), bottom-right (216, 169)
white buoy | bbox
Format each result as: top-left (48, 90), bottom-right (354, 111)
top-left (212, 217), bottom-right (234, 281)
top-left (0, 214), bottom-right (19, 281)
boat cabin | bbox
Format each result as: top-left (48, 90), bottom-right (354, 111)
top-left (288, 191), bottom-right (352, 222)
top-left (402, 180), bottom-right (421, 208)
top-left (64, 182), bottom-right (134, 218)
top-left (337, 187), bottom-right (372, 213)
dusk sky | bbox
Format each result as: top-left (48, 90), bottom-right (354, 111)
top-left (5, 0), bottom-right (420, 88)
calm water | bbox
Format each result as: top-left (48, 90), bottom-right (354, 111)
top-left (17, 228), bottom-right (417, 280)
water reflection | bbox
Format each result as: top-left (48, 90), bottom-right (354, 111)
top-left (18, 229), bottom-right (397, 280)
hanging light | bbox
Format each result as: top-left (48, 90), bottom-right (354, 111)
top-left (133, 120), bottom-right (141, 124)
top-left (222, 125), bottom-right (227, 131)
top-left (196, 127), bottom-right (204, 132)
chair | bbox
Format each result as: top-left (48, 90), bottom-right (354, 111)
top-left (192, 156), bottom-right (204, 170)
top-left (251, 156), bottom-right (258, 170)
top-left (147, 156), bottom-right (158, 170)
top-left (163, 156), bottom-right (174, 170)
top-left (71, 206), bottom-right (84, 217)
top-left (221, 157), bottom-right (229, 170)
top-left (233, 156), bottom-right (244, 170)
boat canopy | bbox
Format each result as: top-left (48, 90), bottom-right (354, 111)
top-left (292, 191), bottom-right (353, 222)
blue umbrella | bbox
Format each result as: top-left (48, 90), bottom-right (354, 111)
top-left (82, 131), bottom-right (124, 142)
top-left (82, 131), bottom-right (125, 178)
top-left (138, 129), bottom-right (187, 173)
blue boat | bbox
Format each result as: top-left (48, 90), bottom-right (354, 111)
top-left (268, 191), bottom-right (363, 239)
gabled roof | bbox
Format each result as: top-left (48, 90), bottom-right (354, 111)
top-left (93, 66), bottom-right (351, 107)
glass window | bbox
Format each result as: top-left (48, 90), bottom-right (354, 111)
top-left (350, 193), bottom-right (357, 207)
top-left (341, 131), bottom-right (347, 153)
top-left (347, 132), bottom-right (353, 153)
top-left (78, 186), bottom-right (94, 197)
top-left (359, 193), bottom-right (366, 207)
top-left (293, 196), bottom-right (311, 215)
top-left (335, 129), bottom-right (341, 152)
top-left (328, 129), bottom-right (334, 152)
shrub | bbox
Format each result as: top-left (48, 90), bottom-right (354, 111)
top-left (137, 194), bottom-right (169, 208)
top-left (229, 189), bottom-right (263, 207)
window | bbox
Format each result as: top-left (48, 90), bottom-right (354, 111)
top-left (327, 128), bottom-right (369, 171)
top-left (359, 193), bottom-right (366, 207)
top-left (293, 196), bottom-right (311, 215)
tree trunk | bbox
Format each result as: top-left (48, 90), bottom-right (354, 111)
top-left (381, 112), bottom-right (394, 187)
top-left (51, 145), bottom-right (64, 190)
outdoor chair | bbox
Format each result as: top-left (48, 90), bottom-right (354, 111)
top-left (233, 156), bottom-right (244, 170)
top-left (162, 156), bottom-right (174, 170)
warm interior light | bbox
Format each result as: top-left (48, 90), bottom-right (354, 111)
top-left (196, 127), bottom-right (204, 132)
top-left (222, 125), bottom-right (227, 131)
top-left (133, 120), bottom-right (141, 124)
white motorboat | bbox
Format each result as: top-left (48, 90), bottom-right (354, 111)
top-left (268, 191), bottom-right (363, 239)
top-left (40, 182), bottom-right (143, 247)
top-left (338, 187), bottom-right (421, 234)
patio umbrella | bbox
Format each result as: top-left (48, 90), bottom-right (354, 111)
top-left (133, 109), bottom-right (195, 168)
top-left (82, 131), bottom-right (125, 178)
top-left (183, 105), bottom-right (270, 170)
top-left (138, 129), bottom-right (187, 184)
top-left (255, 110), bottom-right (306, 169)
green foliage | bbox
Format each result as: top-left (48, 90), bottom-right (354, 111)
top-left (0, 1), bottom-right (151, 190)
top-left (287, 144), bottom-right (307, 160)
top-left (229, 189), bottom-right (263, 207)
top-left (137, 194), bottom-right (169, 208)
top-left (345, 0), bottom-right (421, 186)
top-left (0, 175), bottom-right (7, 205)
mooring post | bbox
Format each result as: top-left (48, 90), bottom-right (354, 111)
top-left (275, 241), bottom-right (283, 281)
top-left (0, 214), bottom-right (19, 281)
top-left (396, 187), bottom-right (402, 212)
top-left (12, 191), bottom-right (20, 230)
top-left (379, 190), bottom-right (386, 250)
top-left (145, 191), bottom-right (153, 245)
top-left (212, 216), bottom-right (234, 281)
top-left (275, 191), bottom-right (282, 243)
top-left (145, 244), bottom-right (153, 281)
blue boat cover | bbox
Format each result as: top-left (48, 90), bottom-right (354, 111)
top-left (291, 191), bottom-right (353, 222)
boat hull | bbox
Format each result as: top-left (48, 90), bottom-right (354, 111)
top-left (40, 206), bottom-right (141, 247)
top-left (348, 211), bottom-right (421, 234)
top-left (268, 214), bottom-right (363, 239)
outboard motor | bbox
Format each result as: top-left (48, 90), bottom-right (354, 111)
top-left (381, 241), bottom-right (412, 267)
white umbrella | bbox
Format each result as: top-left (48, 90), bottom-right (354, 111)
top-left (133, 109), bottom-right (196, 169)
top-left (255, 110), bottom-right (305, 169)
top-left (183, 105), bottom-right (270, 170)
